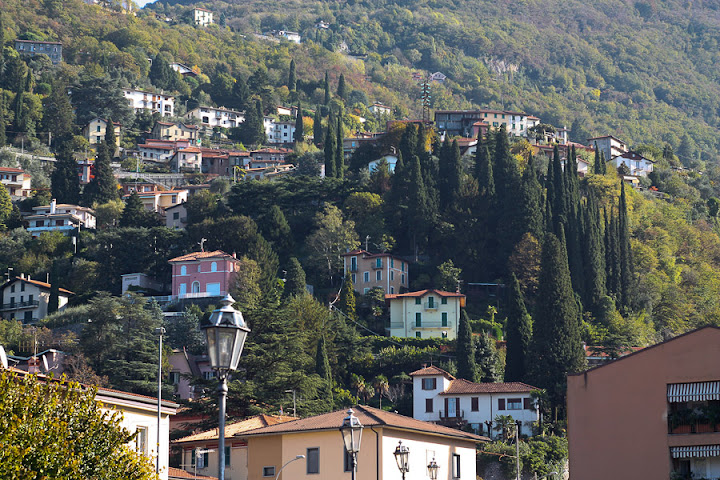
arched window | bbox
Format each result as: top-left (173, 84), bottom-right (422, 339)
top-left (180, 266), bottom-right (187, 276)
top-left (191, 281), bottom-right (200, 294)
top-left (211, 262), bottom-right (217, 272)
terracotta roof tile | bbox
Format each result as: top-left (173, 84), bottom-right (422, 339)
top-left (168, 467), bottom-right (217, 480)
top-left (238, 405), bottom-right (487, 442)
top-left (409, 366), bottom-right (455, 379)
top-left (174, 414), bottom-right (296, 443)
top-left (440, 378), bottom-right (538, 395)
top-left (385, 289), bottom-right (465, 300)
top-left (0, 167), bottom-right (25, 173)
top-left (2, 277), bottom-right (74, 295)
top-left (169, 250), bottom-right (236, 262)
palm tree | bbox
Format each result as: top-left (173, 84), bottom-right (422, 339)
top-left (373, 375), bottom-right (389, 409)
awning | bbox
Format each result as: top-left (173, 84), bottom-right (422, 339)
top-left (671, 445), bottom-right (720, 459)
top-left (667, 382), bottom-right (720, 402)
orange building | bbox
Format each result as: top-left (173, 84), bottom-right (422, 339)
top-left (567, 326), bottom-right (720, 480)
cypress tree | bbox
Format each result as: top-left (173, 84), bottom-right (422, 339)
top-left (51, 143), bottom-right (81, 205)
top-left (315, 336), bottom-right (333, 409)
top-left (232, 77), bottom-right (249, 109)
top-left (324, 115), bottom-right (336, 178)
top-left (47, 261), bottom-right (60, 314)
top-left (519, 155), bottom-right (544, 241)
top-left (0, 97), bottom-right (5, 148)
top-left (120, 191), bottom-right (146, 228)
top-left (605, 206), bottom-right (621, 303)
top-left (12, 89), bottom-right (24, 134)
top-left (84, 143), bottom-right (118, 206)
top-left (493, 126), bottom-right (523, 264)
top-left (456, 309), bottom-right (477, 382)
top-left (0, 13), bottom-right (4, 84)
top-left (42, 78), bottom-right (75, 145)
top-left (593, 142), bottom-right (603, 175)
top-left (545, 150), bottom-right (555, 233)
top-left (399, 124), bottom-right (418, 164)
top-left (407, 155), bottom-right (431, 254)
top-left (600, 151), bottom-right (607, 174)
top-left (288, 59), bottom-right (297, 91)
top-left (437, 136), bottom-right (450, 206)
top-left (584, 192), bottom-right (606, 311)
top-left (530, 231), bottom-right (586, 410)
top-left (337, 73), bottom-right (347, 101)
top-left (335, 116), bottom-right (344, 179)
top-left (294, 103), bottom-right (304, 143)
top-left (618, 182), bottom-right (633, 309)
top-left (323, 71), bottom-right (330, 105)
top-left (338, 271), bottom-right (357, 321)
top-left (313, 106), bottom-right (323, 146)
top-left (440, 139), bottom-right (461, 211)
top-left (505, 274), bottom-right (532, 382)
top-left (0, 184), bottom-right (11, 227)
top-left (105, 117), bottom-right (117, 158)
top-left (565, 146), bottom-right (586, 298)
top-left (255, 100), bottom-right (266, 145)
top-left (284, 257), bottom-right (307, 299)
top-left (476, 145), bottom-right (495, 199)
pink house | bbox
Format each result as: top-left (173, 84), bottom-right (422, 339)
top-left (169, 250), bottom-right (239, 299)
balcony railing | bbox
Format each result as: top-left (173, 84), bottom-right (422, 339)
top-left (0, 300), bottom-right (40, 311)
top-left (669, 421), bottom-right (720, 435)
top-left (371, 262), bottom-right (383, 269)
top-left (412, 322), bottom-right (451, 329)
top-left (424, 301), bottom-right (438, 310)
top-left (439, 409), bottom-right (465, 420)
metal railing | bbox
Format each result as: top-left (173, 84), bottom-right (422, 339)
top-left (0, 300), bottom-right (40, 311)
top-left (439, 409), bottom-right (465, 420)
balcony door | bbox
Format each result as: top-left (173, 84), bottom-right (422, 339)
top-left (447, 397), bottom-right (458, 418)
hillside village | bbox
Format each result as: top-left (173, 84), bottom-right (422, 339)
top-left (3, 1), bottom-right (720, 480)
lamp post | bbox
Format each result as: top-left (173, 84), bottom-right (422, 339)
top-left (201, 295), bottom-right (251, 480)
top-left (393, 440), bottom-right (410, 480)
top-left (427, 458), bottom-right (439, 480)
top-left (155, 326), bottom-right (165, 476)
top-left (274, 454), bottom-right (305, 480)
top-left (340, 409), bottom-right (363, 480)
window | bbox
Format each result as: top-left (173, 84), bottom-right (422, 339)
top-left (352, 273), bottom-right (356, 284)
top-left (471, 397), bottom-right (479, 411)
top-left (20, 283), bottom-right (25, 292)
top-left (452, 453), bottom-right (461, 478)
top-left (173, 212), bottom-right (180, 220)
top-left (428, 296), bottom-right (435, 308)
top-left (390, 287), bottom-right (394, 294)
top-left (422, 378), bottom-right (437, 390)
top-left (350, 257), bottom-right (357, 271)
top-left (96, 125), bottom-right (101, 132)
top-left (415, 312), bottom-right (422, 327)
top-left (307, 448), bottom-right (320, 474)
top-left (376, 270), bottom-right (381, 281)
top-left (425, 398), bottom-right (433, 412)
top-left (169, 372), bottom-right (180, 385)
top-left (498, 398), bottom-right (506, 410)
top-left (10, 285), bottom-right (14, 293)
top-left (375, 258), bottom-right (382, 268)
top-left (441, 297), bottom-right (448, 305)
top-left (415, 298), bottom-right (421, 305)
top-left (390, 271), bottom-right (394, 281)
top-left (391, 258), bottom-right (394, 268)
top-left (263, 466), bottom-right (276, 477)
top-left (211, 262), bottom-right (217, 272)
top-left (401, 262), bottom-right (405, 272)
top-left (363, 288), bottom-right (369, 294)
top-left (194, 449), bottom-right (209, 469)
top-left (135, 427), bottom-right (148, 454)
top-left (416, 331), bottom-right (421, 338)
top-left (225, 446), bottom-right (231, 466)
top-left (507, 398), bottom-right (522, 410)
top-left (203, 371), bottom-right (216, 380)
top-left (192, 281), bottom-right (200, 293)
top-left (28, 295), bottom-right (33, 303)
top-left (442, 313), bottom-right (448, 327)
top-left (180, 265), bottom-right (187, 275)
top-left (524, 398), bottom-right (534, 410)
top-left (364, 272), bottom-right (369, 283)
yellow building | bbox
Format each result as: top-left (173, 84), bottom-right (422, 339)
top-left (83, 117), bottom-right (121, 148)
top-left (385, 290), bottom-right (466, 340)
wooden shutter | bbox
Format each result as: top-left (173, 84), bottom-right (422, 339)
top-left (444, 397), bottom-right (449, 417)
top-left (524, 398), bottom-right (533, 410)
top-left (432, 378), bottom-right (437, 389)
top-left (471, 397), bottom-right (479, 411)
top-left (426, 398), bottom-right (433, 413)
top-left (498, 398), bottom-right (505, 410)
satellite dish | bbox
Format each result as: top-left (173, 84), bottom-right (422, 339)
top-left (42, 355), bottom-right (49, 373)
top-left (0, 346), bottom-right (8, 369)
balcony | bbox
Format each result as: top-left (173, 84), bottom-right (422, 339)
top-left (371, 262), bottom-right (383, 270)
top-left (668, 405), bottom-right (720, 435)
top-left (348, 265), bottom-right (358, 273)
top-left (0, 300), bottom-right (40, 311)
top-left (424, 301), bottom-right (438, 310)
top-left (439, 409), bottom-right (466, 428)
top-left (412, 322), bottom-right (451, 330)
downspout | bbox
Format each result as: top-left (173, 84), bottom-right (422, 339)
top-left (370, 426), bottom-right (380, 480)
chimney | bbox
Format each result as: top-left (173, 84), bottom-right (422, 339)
top-left (20, 273), bottom-right (24, 280)
top-left (50, 199), bottom-right (57, 214)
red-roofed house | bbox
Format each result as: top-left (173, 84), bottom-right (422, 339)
top-left (0, 273), bottom-right (73, 323)
top-left (0, 166), bottom-right (32, 197)
top-left (341, 250), bottom-right (409, 295)
top-left (151, 121), bottom-right (198, 142)
top-left (386, 290), bottom-right (465, 339)
top-left (169, 251), bottom-right (240, 299)
top-left (410, 365), bottom-right (539, 437)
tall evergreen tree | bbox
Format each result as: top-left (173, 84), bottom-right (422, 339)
top-left (519, 155), bottom-right (544, 241)
top-left (0, 13), bottom-right (4, 84)
top-left (294, 103), bottom-right (304, 143)
top-left (550, 145), bottom-right (567, 235)
top-left (593, 142), bottom-right (603, 175)
top-left (584, 192), bottom-right (606, 311)
top-left (47, 261), bottom-right (60, 314)
top-left (284, 257), bottom-right (307, 299)
top-left (338, 271), bottom-right (357, 321)
top-left (84, 143), bottom-right (118, 206)
top-left (475, 333), bottom-right (500, 382)
top-left (337, 73), bottom-right (347, 101)
top-left (51, 143), bottom-right (81, 205)
top-left (262, 205), bottom-right (294, 261)
top-left (42, 79), bottom-right (75, 145)
top-left (605, 205), bottom-right (621, 301)
top-left (105, 117), bottom-right (117, 158)
top-left (504, 274), bottom-right (532, 382)
top-left (239, 99), bottom-right (266, 146)
top-left (313, 106), bottom-right (323, 146)
top-left (618, 182), bottom-right (633, 309)
top-left (493, 126), bottom-right (523, 265)
top-left (530, 232), bottom-right (585, 410)
top-left (335, 116), bottom-right (344, 179)
top-left (120, 192), bottom-right (146, 228)
top-left (324, 115), bottom-right (336, 178)
top-left (288, 59), bottom-right (297, 91)
top-left (0, 183), bottom-right (11, 228)
top-left (399, 124), bottom-right (418, 163)
top-left (456, 309), bottom-right (477, 382)
top-left (406, 155), bottom-right (431, 254)
top-left (323, 71), bottom-right (330, 105)
top-left (231, 77), bottom-right (249, 109)
top-left (0, 97), bottom-right (5, 148)
top-left (315, 335), bottom-right (333, 409)
top-left (439, 139), bottom-right (461, 211)
top-left (565, 146), bottom-right (586, 298)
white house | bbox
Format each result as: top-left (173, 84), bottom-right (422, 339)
top-left (385, 290), bottom-right (466, 340)
top-left (164, 202), bottom-right (187, 230)
top-left (612, 151), bottom-right (655, 177)
top-left (169, 62), bottom-right (196, 77)
top-left (410, 365), bottom-right (539, 438)
top-left (0, 167), bottom-right (32, 197)
top-left (434, 109), bottom-right (540, 138)
top-left (170, 146), bottom-right (202, 172)
top-left (369, 102), bottom-right (391, 116)
top-left (121, 273), bottom-right (166, 294)
top-left (0, 274), bottom-right (73, 323)
top-left (268, 120), bottom-right (295, 145)
top-left (25, 200), bottom-right (96, 237)
top-left (587, 135), bottom-right (628, 163)
top-left (186, 106), bottom-right (245, 129)
top-left (368, 154), bottom-right (398, 173)
top-left (124, 89), bottom-right (175, 117)
top-left (193, 7), bottom-right (214, 26)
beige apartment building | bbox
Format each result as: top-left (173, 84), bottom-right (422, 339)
top-left (385, 290), bottom-right (466, 340)
top-left (341, 250), bottom-right (409, 295)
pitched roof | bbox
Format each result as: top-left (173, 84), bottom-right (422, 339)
top-left (0, 276), bottom-right (73, 295)
top-left (339, 249), bottom-right (406, 260)
top-left (174, 414), bottom-right (296, 444)
top-left (238, 405), bottom-right (487, 442)
top-left (385, 289), bottom-right (465, 300)
top-left (0, 167), bottom-right (24, 173)
top-left (168, 467), bottom-right (217, 480)
top-left (409, 365), bottom-right (455, 379)
top-left (168, 250), bottom-right (236, 263)
top-left (440, 378), bottom-right (538, 395)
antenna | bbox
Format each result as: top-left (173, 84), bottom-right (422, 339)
top-left (198, 238), bottom-right (207, 252)
top-left (0, 346), bottom-right (7, 369)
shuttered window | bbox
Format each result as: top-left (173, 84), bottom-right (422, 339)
top-left (498, 398), bottom-right (505, 410)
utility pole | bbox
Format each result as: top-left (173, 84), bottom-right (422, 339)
top-left (515, 420), bottom-right (521, 480)
top-left (420, 74), bottom-right (432, 124)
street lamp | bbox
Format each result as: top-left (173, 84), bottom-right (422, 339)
top-left (393, 440), bottom-right (410, 480)
top-left (340, 408), bottom-right (363, 480)
top-left (202, 294), bottom-right (251, 480)
top-left (427, 458), bottom-right (439, 480)
top-left (155, 326), bottom-right (165, 476)
top-left (274, 454), bottom-right (305, 480)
